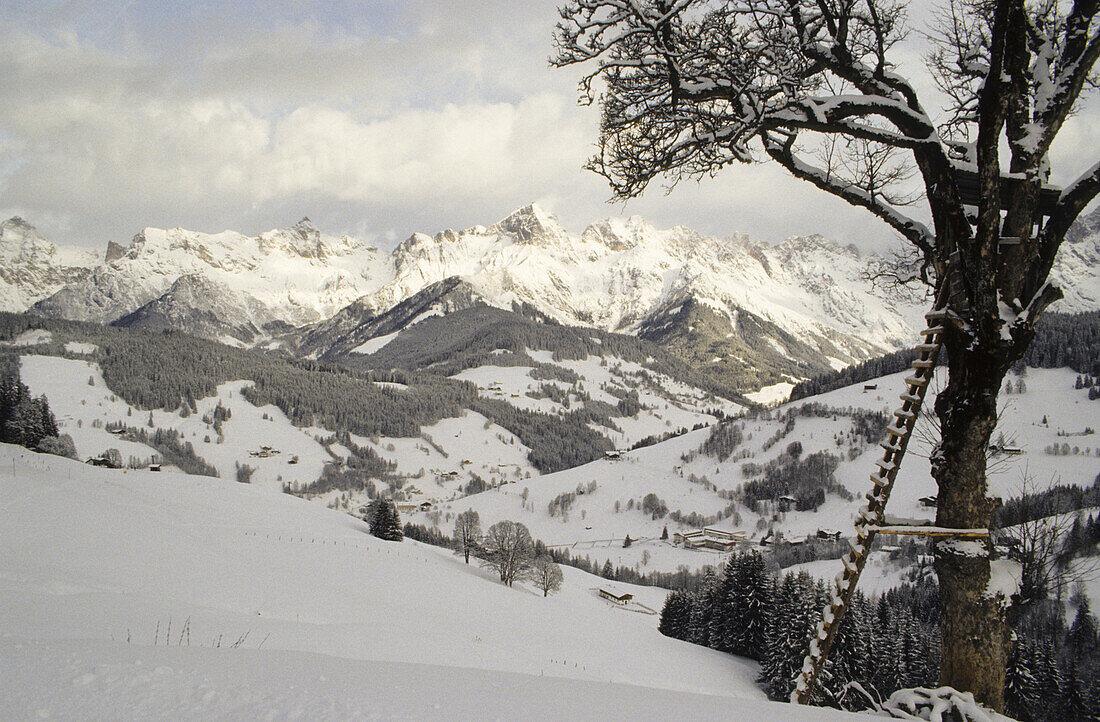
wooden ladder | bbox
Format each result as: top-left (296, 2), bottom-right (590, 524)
top-left (791, 286), bottom-right (989, 705)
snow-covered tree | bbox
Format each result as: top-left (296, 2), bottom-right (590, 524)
top-left (554, 0), bottom-right (1100, 708)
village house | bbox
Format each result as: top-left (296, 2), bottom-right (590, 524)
top-left (599, 587), bottom-right (634, 605)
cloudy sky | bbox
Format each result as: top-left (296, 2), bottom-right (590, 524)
top-left (2, 1), bottom-right (1099, 252)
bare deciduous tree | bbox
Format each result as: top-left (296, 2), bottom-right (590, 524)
top-left (1001, 475), bottom-right (1100, 614)
top-left (481, 520), bottom-right (535, 586)
top-left (453, 509), bottom-right (482, 564)
top-left (531, 555), bottom-right (565, 596)
top-left (553, 0), bottom-right (1100, 709)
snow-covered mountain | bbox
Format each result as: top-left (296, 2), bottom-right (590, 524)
top-left (16, 203), bottom-right (1100, 389)
top-left (32, 218), bottom-right (392, 328)
top-left (0, 217), bottom-right (97, 312)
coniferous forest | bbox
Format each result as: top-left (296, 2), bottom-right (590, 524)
top-left (658, 550), bottom-right (1100, 720)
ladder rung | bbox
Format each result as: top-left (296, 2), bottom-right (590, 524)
top-left (842, 555), bottom-right (859, 574)
top-left (870, 472), bottom-right (889, 488)
top-left (875, 459), bottom-right (898, 473)
top-left (893, 409), bottom-right (917, 421)
top-left (925, 308), bottom-right (950, 321)
top-left (915, 343), bottom-right (940, 353)
top-left (904, 375), bottom-right (929, 387)
top-left (911, 358), bottom-right (936, 369)
top-left (922, 325), bottom-right (946, 335)
top-left (885, 424), bottom-right (908, 437)
top-left (880, 440), bottom-right (903, 454)
top-left (871, 524), bottom-right (989, 537)
top-left (899, 392), bottom-right (921, 404)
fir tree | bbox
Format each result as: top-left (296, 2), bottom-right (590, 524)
top-left (368, 499), bottom-right (403, 541)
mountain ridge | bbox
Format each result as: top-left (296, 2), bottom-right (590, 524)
top-left (9, 204), bottom-right (1100, 391)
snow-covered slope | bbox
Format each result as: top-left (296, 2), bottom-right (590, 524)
top-left (0, 217), bottom-right (97, 312)
top-left (408, 365), bottom-right (1100, 574)
top-left (0, 443), bottom-right (861, 720)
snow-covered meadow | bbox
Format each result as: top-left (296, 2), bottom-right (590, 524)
top-left (0, 444), bottom-right (863, 719)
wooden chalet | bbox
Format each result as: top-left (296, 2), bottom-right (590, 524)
top-left (599, 587), bottom-right (634, 605)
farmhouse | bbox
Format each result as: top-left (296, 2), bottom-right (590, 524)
top-left (599, 587), bottom-right (634, 605)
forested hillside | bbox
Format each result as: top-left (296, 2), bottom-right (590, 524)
top-left (0, 313), bottom-right (613, 472)
top-left (791, 312), bottom-right (1100, 401)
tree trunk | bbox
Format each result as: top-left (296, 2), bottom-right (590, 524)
top-left (932, 338), bottom-right (1014, 711)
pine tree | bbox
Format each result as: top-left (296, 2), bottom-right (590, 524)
top-left (1005, 641), bottom-right (1042, 722)
top-left (730, 550), bottom-right (769, 659)
top-left (658, 590), bottom-right (692, 640)
top-left (368, 499), bottom-right (403, 541)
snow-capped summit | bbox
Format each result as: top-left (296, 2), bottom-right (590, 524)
top-left (16, 202), bottom-right (1100, 390)
top-left (488, 203), bottom-right (570, 246)
top-left (0, 217), bottom-right (97, 312)
top-left (33, 220), bottom-right (392, 327)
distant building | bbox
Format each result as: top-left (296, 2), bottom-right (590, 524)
top-left (816, 529), bottom-right (842, 540)
top-left (604, 450), bottom-right (622, 460)
top-left (674, 527), bottom-right (745, 551)
top-left (989, 444), bottom-right (1023, 456)
top-left (863, 384), bottom-right (878, 391)
top-left (599, 587), bottom-right (634, 605)
top-left (919, 496), bottom-right (938, 508)
top-left (778, 495), bottom-right (798, 512)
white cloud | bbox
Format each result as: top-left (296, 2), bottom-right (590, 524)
top-left (0, 1), bottom-right (1097, 257)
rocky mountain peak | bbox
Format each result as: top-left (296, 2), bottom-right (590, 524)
top-left (581, 215), bottom-right (657, 251)
top-left (1, 216), bottom-right (53, 263)
top-left (104, 241), bottom-right (128, 264)
top-left (491, 203), bottom-right (568, 245)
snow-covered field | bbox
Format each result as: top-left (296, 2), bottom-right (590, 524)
top-left (0, 444), bottom-right (862, 720)
top-left (16, 350), bottom-right (1099, 580)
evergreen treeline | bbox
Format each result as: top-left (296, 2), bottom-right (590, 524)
top-left (1007, 596), bottom-right (1100, 721)
top-left (658, 550), bottom-right (941, 708)
top-left (740, 445), bottom-right (849, 512)
top-left (303, 432), bottom-right (398, 494)
top-left (339, 303), bottom-right (750, 405)
top-left (995, 474), bottom-right (1100, 529)
top-left (789, 311), bottom-right (1100, 401)
top-left (789, 348), bottom-right (919, 401)
top-left (700, 420), bottom-right (744, 462)
top-left (1021, 312), bottom-right (1100, 375)
top-left (470, 397), bottom-right (612, 472)
top-left (0, 361), bottom-right (60, 450)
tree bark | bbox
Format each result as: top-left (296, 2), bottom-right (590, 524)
top-left (932, 332), bottom-right (1015, 710)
